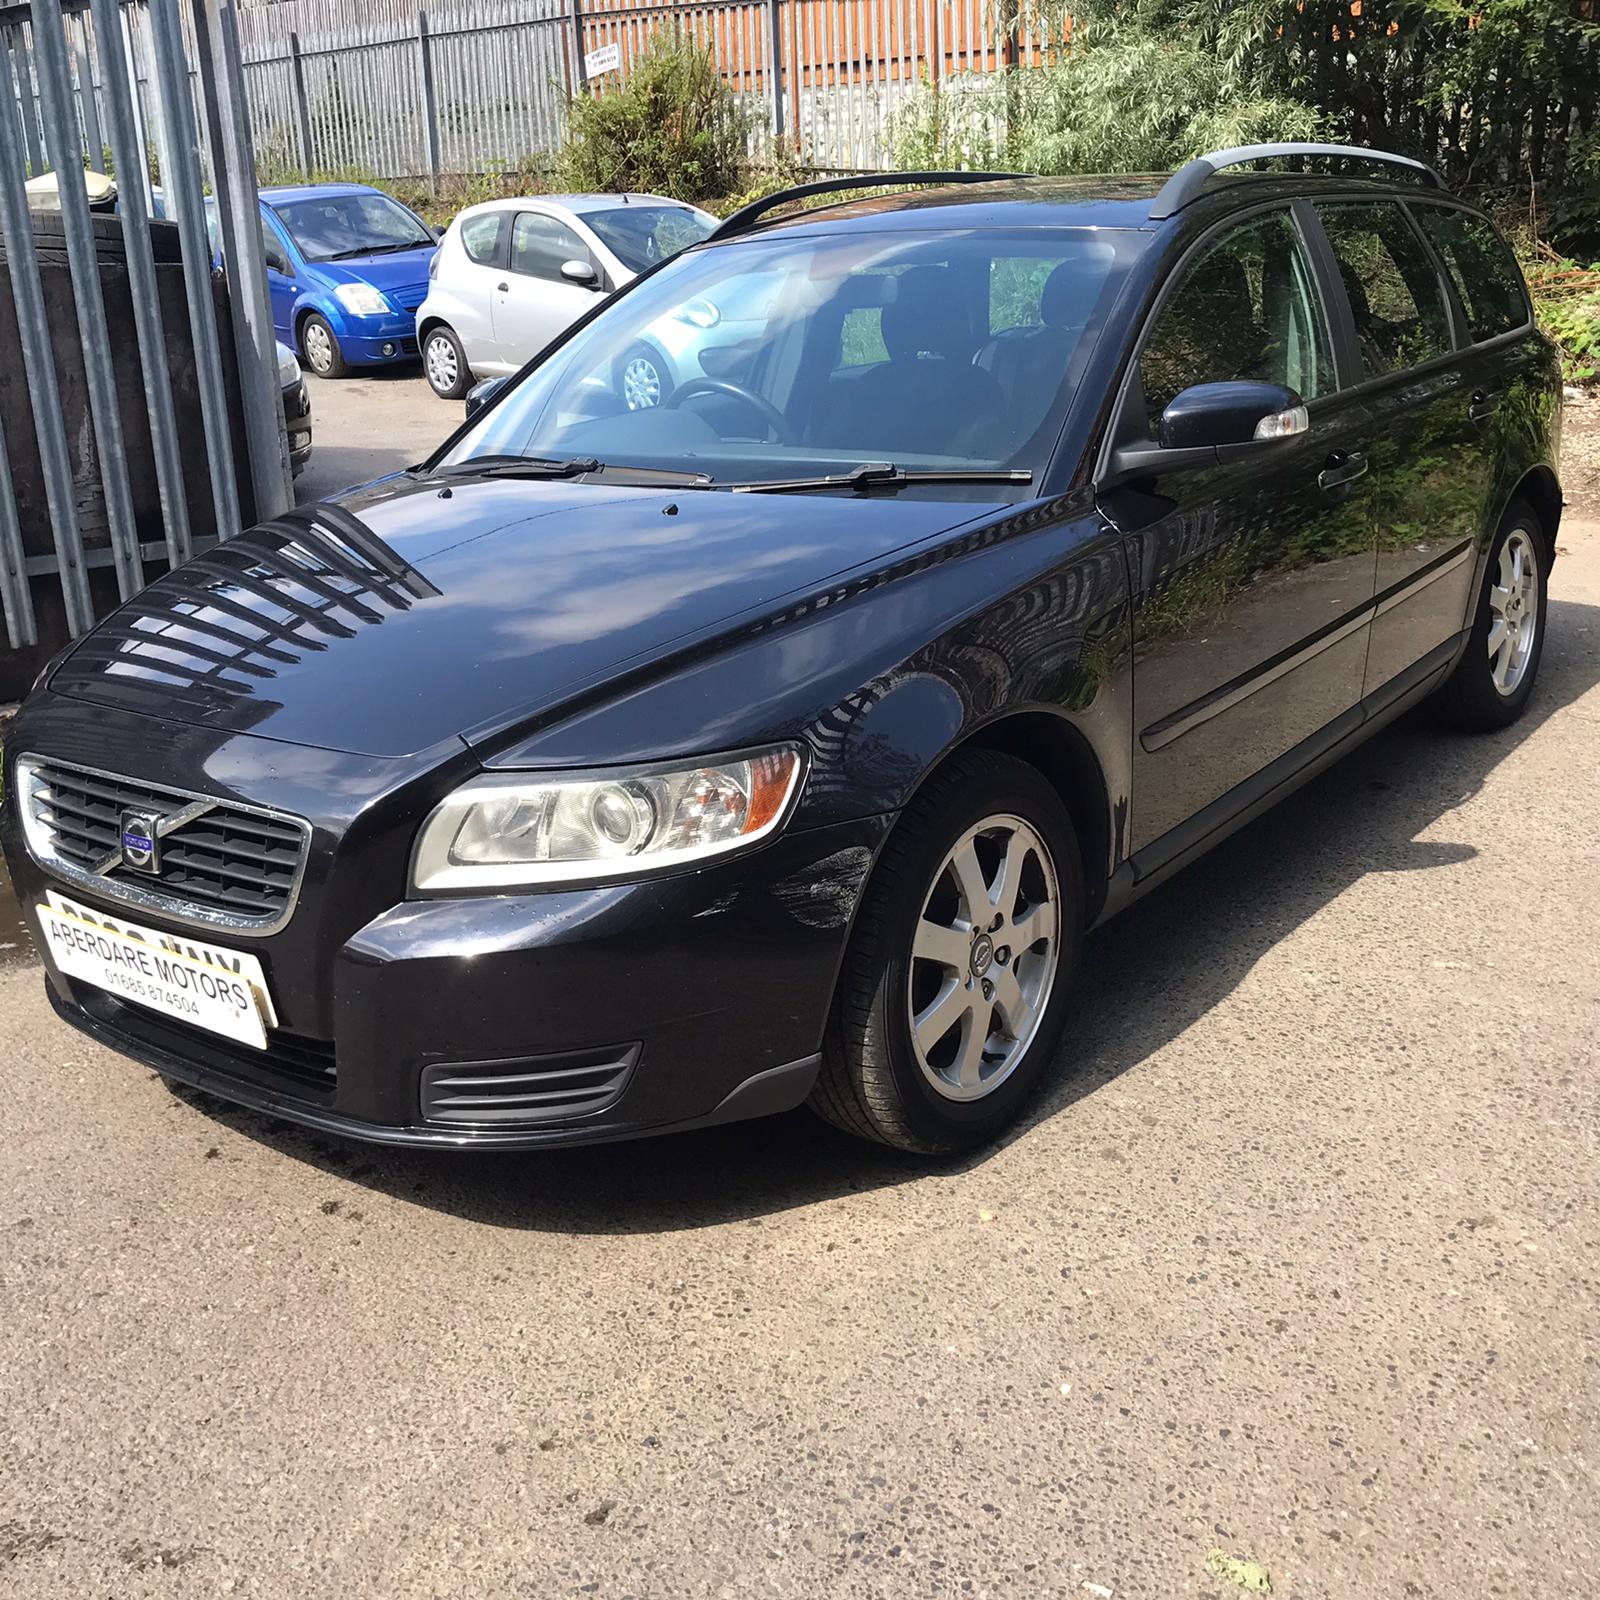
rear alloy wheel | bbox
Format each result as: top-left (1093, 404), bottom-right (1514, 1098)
top-left (620, 343), bottom-right (669, 410)
top-left (811, 751), bottom-right (1083, 1153)
top-left (1433, 500), bottom-right (1549, 730)
top-left (300, 312), bottom-right (349, 379)
top-left (423, 324), bottom-right (471, 400)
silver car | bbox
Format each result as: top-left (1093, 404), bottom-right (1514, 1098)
top-left (416, 193), bottom-right (723, 400)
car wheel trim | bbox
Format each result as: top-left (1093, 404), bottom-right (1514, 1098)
top-left (623, 354), bottom-right (661, 409)
top-left (304, 320), bottom-right (334, 372)
top-left (1488, 527), bottom-right (1539, 695)
top-left (907, 812), bottom-right (1060, 1103)
top-left (426, 331), bottom-right (458, 393)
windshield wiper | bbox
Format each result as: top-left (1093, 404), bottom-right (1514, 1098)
top-left (428, 455), bottom-right (604, 481)
top-left (732, 463), bottom-right (1034, 495)
top-left (325, 240), bottom-right (430, 260)
top-left (437, 458), bottom-right (720, 489)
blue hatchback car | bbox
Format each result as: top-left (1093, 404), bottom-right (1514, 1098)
top-left (253, 183), bottom-right (437, 379)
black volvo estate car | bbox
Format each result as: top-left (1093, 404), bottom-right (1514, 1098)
top-left (2, 144), bottom-right (1562, 1156)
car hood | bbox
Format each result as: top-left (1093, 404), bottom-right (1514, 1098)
top-left (48, 476), bottom-right (990, 759)
top-left (309, 249), bottom-right (436, 295)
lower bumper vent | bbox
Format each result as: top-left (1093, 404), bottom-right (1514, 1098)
top-left (420, 1044), bottom-right (639, 1128)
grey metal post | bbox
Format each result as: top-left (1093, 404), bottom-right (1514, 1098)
top-left (31, 0), bottom-right (146, 602)
top-left (6, 24), bottom-right (43, 176)
top-left (0, 58), bottom-right (92, 633)
top-left (90, 0), bottom-right (192, 572)
top-left (0, 412), bottom-right (38, 649)
top-left (416, 9), bottom-right (440, 190)
top-left (118, 3), bottom-right (154, 213)
top-left (146, 0), bottom-right (242, 539)
top-left (571, 0), bottom-right (587, 91)
top-left (765, 0), bottom-right (784, 142)
top-left (287, 30), bottom-right (313, 179)
top-left (71, 12), bottom-right (103, 171)
top-left (205, 0), bottom-right (292, 519)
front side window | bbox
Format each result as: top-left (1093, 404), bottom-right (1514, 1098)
top-left (1316, 202), bottom-right (1453, 378)
top-left (460, 211), bottom-right (504, 267)
top-left (585, 205), bottom-right (714, 273)
top-left (1140, 210), bottom-right (1334, 429)
top-left (511, 213), bottom-right (594, 283)
top-left (438, 228), bottom-right (1137, 494)
top-left (1413, 207), bottom-right (1529, 342)
top-left (271, 192), bottom-right (433, 263)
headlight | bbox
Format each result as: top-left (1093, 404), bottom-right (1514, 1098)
top-left (276, 343), bottom-right (300, 387)
top-left (334, 282), bottom-right (390, 317)
top-left (410, 745), bottom-right (804, 893)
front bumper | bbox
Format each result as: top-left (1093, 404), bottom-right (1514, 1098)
top-left (9, 752), bottom-right (887, 1147)
top-left (282, 376), bottom-right (312, 474)
top-left (339, 319), bottom-right (420, 365)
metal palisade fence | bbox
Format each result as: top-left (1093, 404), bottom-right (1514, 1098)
top-left (0, 0), bottom-right (289, 661)
top-left (226, 0), bottom-right (1066, 183)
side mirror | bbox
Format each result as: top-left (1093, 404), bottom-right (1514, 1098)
top-left (1159, 381), bottom-right (1306, 450)
top-left (263, 244), bottom-right (289, 275)
top-left (1106, 381), bottom-right (1307, 482)
top-left (560, 258), bottom-right (601, 290)
top-left (464, 375), bottom-right (508, 420)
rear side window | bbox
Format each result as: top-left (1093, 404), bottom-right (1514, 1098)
top-left (460, 212), bottom-right (503, 267)
top-left (1413, 207), bottom-right (1529, 341)
top-left (510, 213), bottom-right (593, 284)
top-left (1316, 202), bottom-right (1452, 378)
top-left (1140, 210), bottom-right (1334, 430)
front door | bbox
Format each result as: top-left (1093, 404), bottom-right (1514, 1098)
top-left (492, 211), bottom-right (602, 366)
top-left (1106, 206), bottom-right (1377, 854)
top-left (1311, 199), bottom-right (1483, 695)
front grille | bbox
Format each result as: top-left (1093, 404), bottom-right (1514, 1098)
top-left (391, 285), bottom-right (427, 313)
top-left (19, 756), bottom-right (310, 932)
top-left (399, 335), bottom-right (419, 354)
top-left (420, 1045), bottom-right (640, 1128)
top-left (79, 986), bottom-right (337, 1102)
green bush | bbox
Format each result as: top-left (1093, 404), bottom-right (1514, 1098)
top-left (556, 30), bottom-right (754, 203)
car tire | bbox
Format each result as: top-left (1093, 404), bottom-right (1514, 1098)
top-left (619, 343), bottom-right (670, 410)
top-left (422, 324), bottom-right (472, 400)
top-left (300, 312), bottom-right (349, 380)
top-left (1432, 499), bottom-right (1549, 731)
top-left (810, 750), bottom-right (1084, 1154)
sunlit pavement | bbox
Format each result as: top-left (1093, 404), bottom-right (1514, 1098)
top-left (1, 521), bottom-right (1596, 1599)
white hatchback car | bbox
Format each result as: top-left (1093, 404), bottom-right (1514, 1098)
top-left (416, 193), bottom-right (721, 400)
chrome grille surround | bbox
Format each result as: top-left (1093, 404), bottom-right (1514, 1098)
top-left (14, 752), bottom-right (312, 936)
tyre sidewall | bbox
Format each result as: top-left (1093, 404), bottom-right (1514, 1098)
top-left (860, 764), bottom-right (1083, 1151)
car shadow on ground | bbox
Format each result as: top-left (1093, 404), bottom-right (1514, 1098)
top-left (165, 593), bottom-right (1600, 1232)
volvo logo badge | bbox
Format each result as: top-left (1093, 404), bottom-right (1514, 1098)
top-left (119, 808), bottom-right (164, 874)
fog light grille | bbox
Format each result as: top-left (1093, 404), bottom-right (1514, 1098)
top-left (420, 1045), bottom-right (639, 1127)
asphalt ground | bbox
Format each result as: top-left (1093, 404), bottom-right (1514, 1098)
top-left (0, 369), bottom-right (1596, 1598)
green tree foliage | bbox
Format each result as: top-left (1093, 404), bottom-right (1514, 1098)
top-left (556, 30), bottom-right (754, 201)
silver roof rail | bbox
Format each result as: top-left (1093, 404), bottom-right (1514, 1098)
top-left (708, 171), bottom-right (1033, 241)
top-left (1149, 143), bottom-right (1444, 220)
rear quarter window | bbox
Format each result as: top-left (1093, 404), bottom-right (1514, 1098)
top-left (1413, 207), bottom-right (1530, 341)
top-left (460, 212), bottom-right (503, 266)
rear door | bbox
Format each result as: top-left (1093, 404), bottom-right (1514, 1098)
top-left (1105, 205), bottom-right (1377, 854)
top-left (449, 209), bottom-right (510, 370)
top-left (492, 210), bottom-right (604, 365)
top-left (1309, 199), bottom-right (1483, 695)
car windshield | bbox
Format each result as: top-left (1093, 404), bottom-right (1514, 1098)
top-left (273, 192), bottom-right (433, 262)
top-left (585, 204), bottom-right (715, 273)
top-left (438, 227), bottom-right (1135, 494)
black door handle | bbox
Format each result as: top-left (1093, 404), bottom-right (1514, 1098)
top-left (1318, 450), bottom-right (1369, 492)
top-left (1468, 389), bottom-right (1501, 421)
top-left (497, 281), bottom-right (509, 292)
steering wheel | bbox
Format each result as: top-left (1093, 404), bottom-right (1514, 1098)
top-left (665, 377), bottom-right (796, 445)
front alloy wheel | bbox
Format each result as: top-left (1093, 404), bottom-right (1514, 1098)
top-left (1486, 528), bottom-right (1540, 696)
top-left (908, 815), bottom-right (1060, 1101)
top-left (811, 750), bottom-right (1083, 1153)
top-left (423, 325), bottom-right (471, 400)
